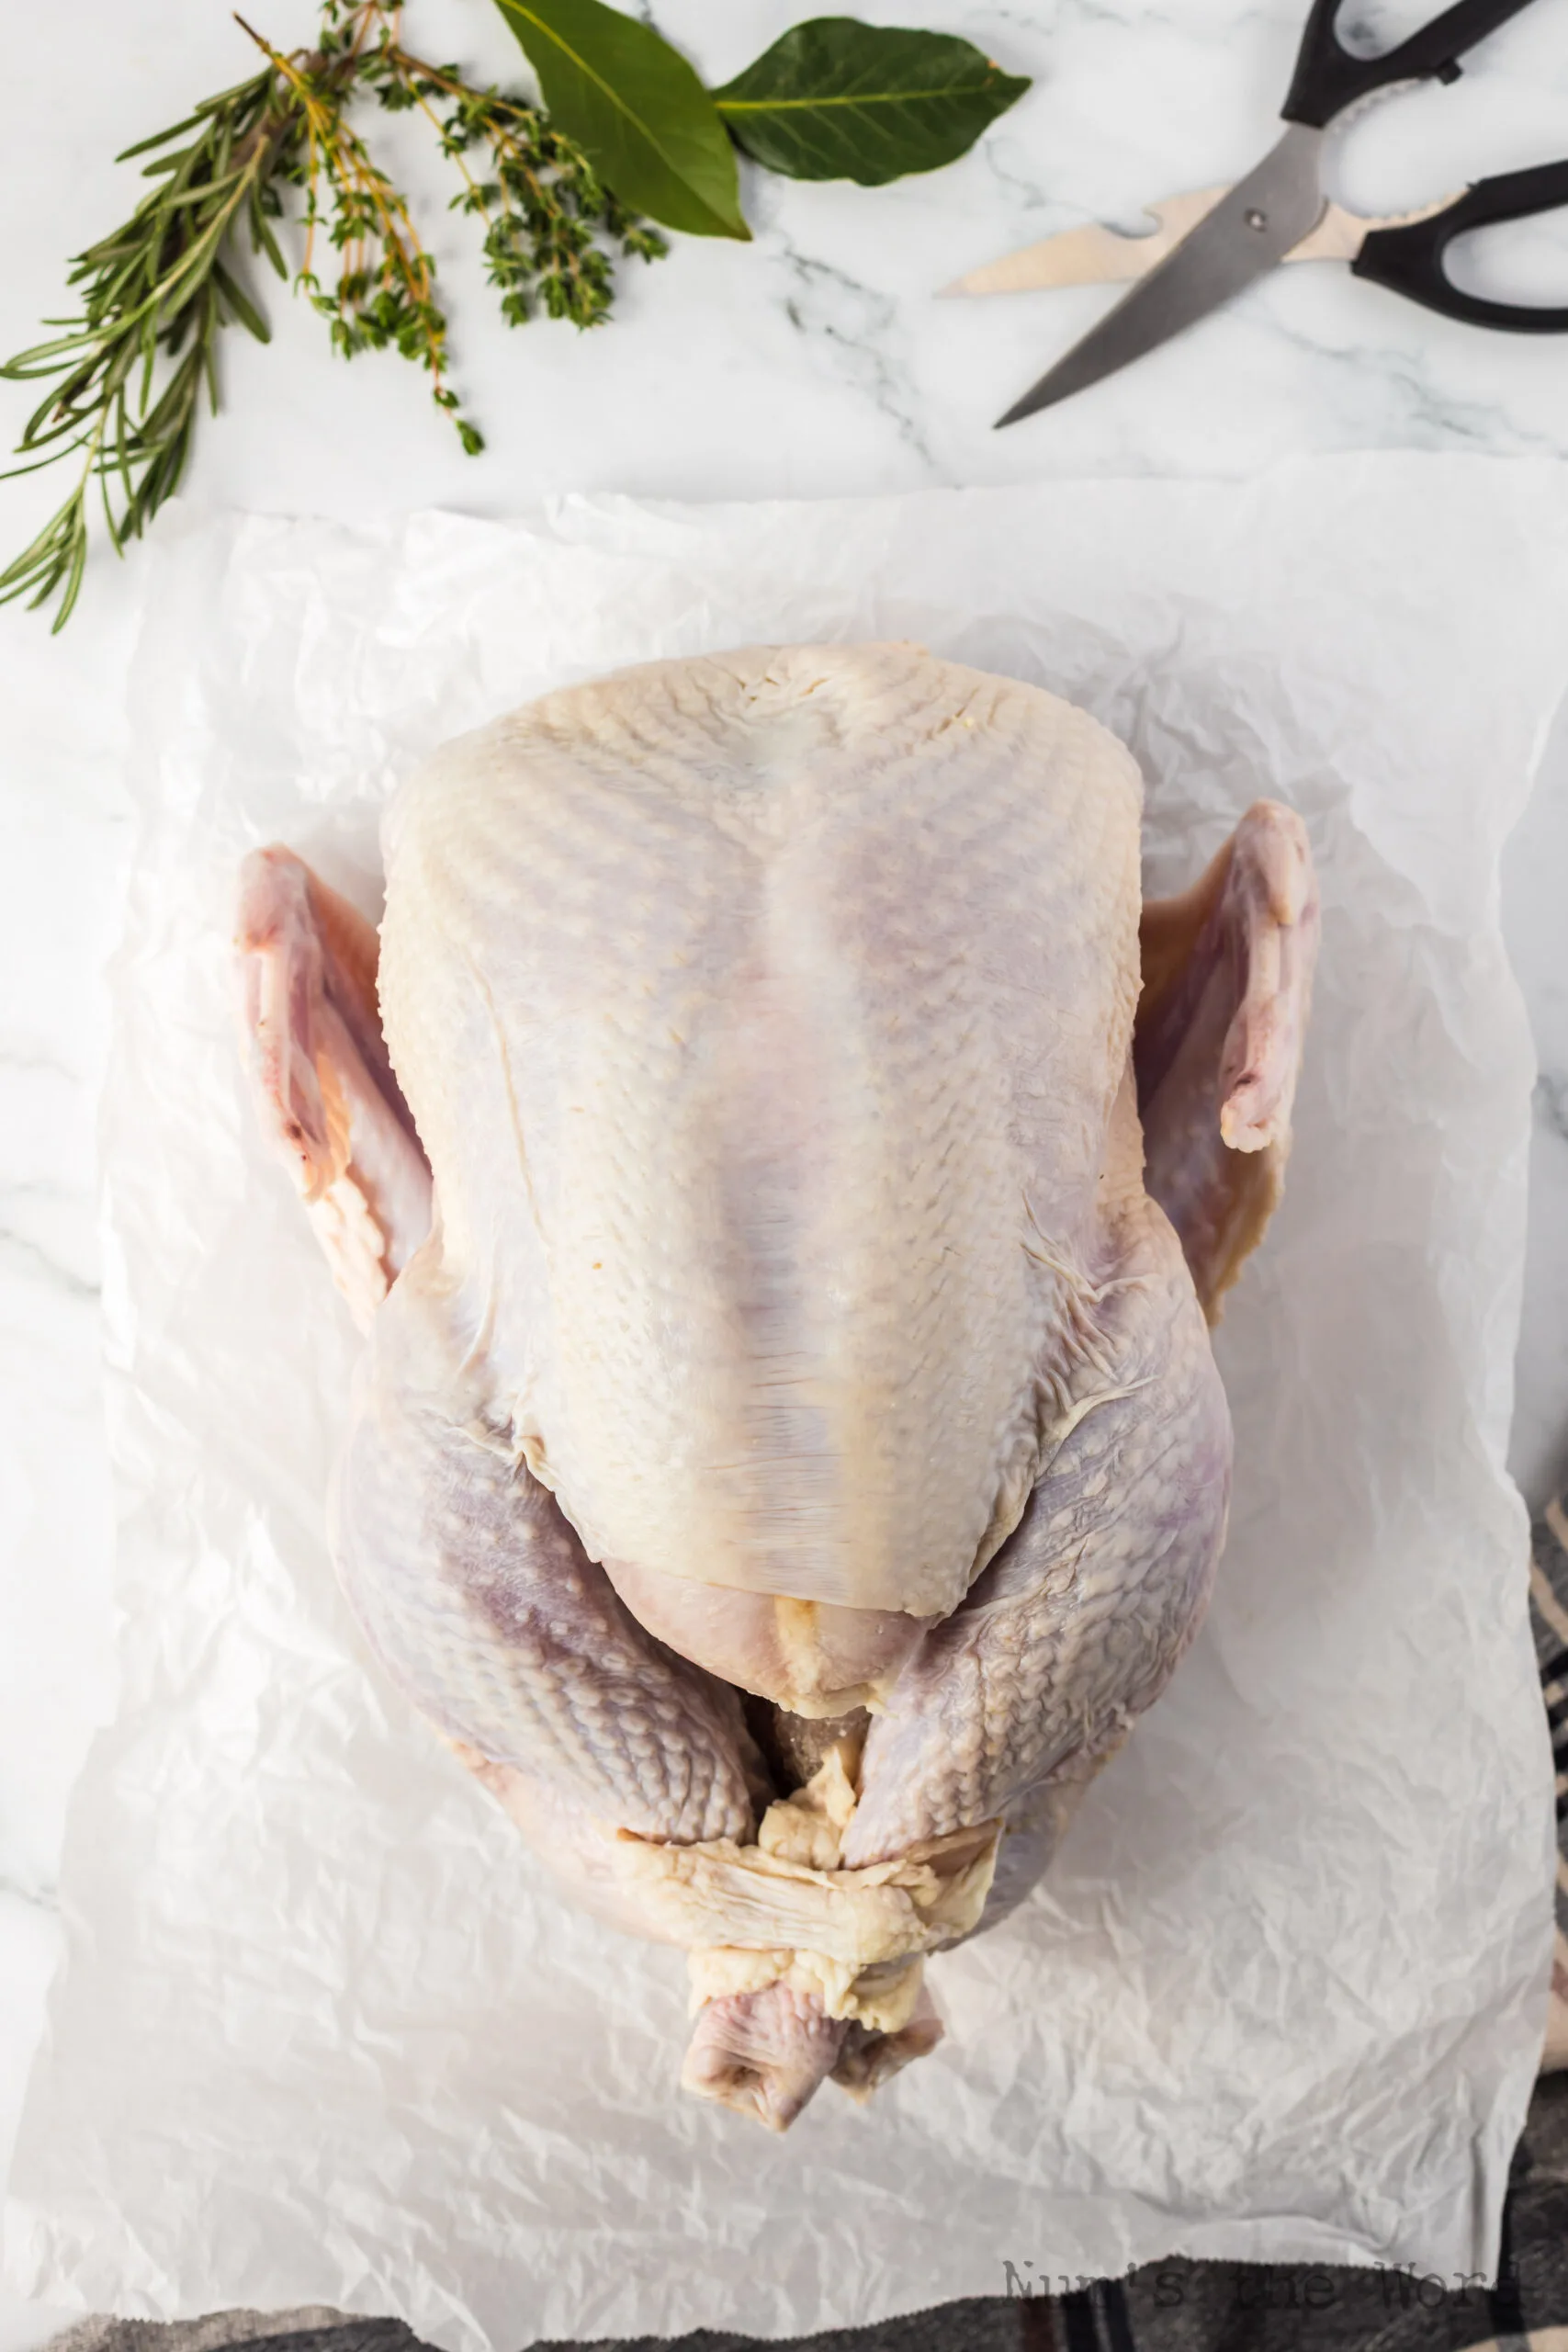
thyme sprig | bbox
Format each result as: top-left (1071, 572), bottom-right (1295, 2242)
top-left (0, 0), bottom-right (666, 628)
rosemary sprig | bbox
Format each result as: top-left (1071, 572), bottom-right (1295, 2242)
top-left (0, 62), bottom-right (297, 628)
top-left (0, 0), bottom-right (666, 628)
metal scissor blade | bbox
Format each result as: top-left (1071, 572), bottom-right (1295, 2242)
top-left (949, 190), bottom-right (1460, 297)
top-left (941, 187), bottom-right (1232, 295)
top-left (996, 123), bottom-right (1327, 426)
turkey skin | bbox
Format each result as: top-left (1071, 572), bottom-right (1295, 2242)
top-left (238, 641), bottom-right (1317, 2128)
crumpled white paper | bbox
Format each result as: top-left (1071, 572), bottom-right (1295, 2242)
top-left (7, 457), bottom-right (1568, 2348)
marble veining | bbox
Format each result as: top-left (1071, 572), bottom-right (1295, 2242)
top-left (0, 0), bottom-right (1566, 2338)
top-left (773, 235), bottom-right (936, 464)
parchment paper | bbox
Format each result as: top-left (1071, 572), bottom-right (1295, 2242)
top-left (7, 457), bottom-right (1568, 2347)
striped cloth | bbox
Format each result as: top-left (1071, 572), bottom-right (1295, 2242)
top-left (1530, 1496), bottom-right (1568, 2073)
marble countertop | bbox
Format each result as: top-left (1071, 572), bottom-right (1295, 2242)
top-left (2, 0), bottom-right (1566, 2341)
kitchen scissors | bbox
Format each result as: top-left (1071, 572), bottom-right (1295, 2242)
top-left (945, 0), bottom-right (1568, 424)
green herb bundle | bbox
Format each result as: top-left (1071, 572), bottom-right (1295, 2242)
top-left (2, 0), bottom-right (1028, 628)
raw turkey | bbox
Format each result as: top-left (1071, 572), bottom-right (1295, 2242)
top-left (236, 641), bottom-right (1318, 2129)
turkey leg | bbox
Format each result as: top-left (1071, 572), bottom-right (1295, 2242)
top-left (336, 1261), bottom-right (864, 2126)
top-left (843, 1187), bottom-right (1231, 1872)
top-left (334, 1257), bottom-right (761, 1846)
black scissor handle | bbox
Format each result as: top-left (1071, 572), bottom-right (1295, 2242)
top-left (1282, 0), bottom-right (1537, 128)
top-left (1353, 159), bottom-right (1568, 330)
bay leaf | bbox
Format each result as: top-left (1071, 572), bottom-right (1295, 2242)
top-left (492, 0), bottom-right (750, 240)
top-left (714, 17), bottom-right (1030, 186)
